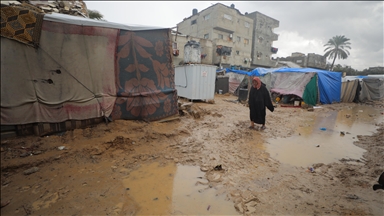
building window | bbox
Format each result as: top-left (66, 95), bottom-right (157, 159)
top-left (244, 38), bottom-right (249, 45)
top-left (218, 34), bottom-right (223, 39)
top-left (245, 21), bottom-right (250, 28)
top-left (236, 50), bottom-right (240, 55)
top-left (191, 19), bottom-right (197, 25)
top-left (224, 14), bottom-right (232, 20)
top-left (237, 36), bottom-right (241, 42)
top-left (204, 33), bottom-right (209, 39)
top-left (172, 42), bottom-right (177, 49)
top-left (204, 14), bottom-right (210, 20)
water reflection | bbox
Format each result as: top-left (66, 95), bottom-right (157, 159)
top-left (122, 162), bottom-right (239, 215)
top-left (266, 105), bottom-right (382, 167)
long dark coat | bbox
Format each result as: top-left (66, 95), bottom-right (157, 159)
top-left (248, 83), bottom-right (274, 125)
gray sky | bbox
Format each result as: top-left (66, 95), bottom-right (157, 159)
top-left (84, 1), bottom-right (383, 71)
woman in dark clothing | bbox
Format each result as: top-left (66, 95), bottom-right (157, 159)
top-left (248, 77), bottom-right (274, 130)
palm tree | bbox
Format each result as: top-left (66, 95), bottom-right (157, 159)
top-left (88, 9), bottom-right (105, 20)
top-left (323, 35), bottom-right (351, 70)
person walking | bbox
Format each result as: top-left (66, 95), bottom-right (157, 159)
top-left (248, 77), bottom-right (274, 130)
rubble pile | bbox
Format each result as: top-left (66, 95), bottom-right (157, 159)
top-left (2, 0), bottom-right (89, 17)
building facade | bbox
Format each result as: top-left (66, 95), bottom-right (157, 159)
top-left (177, 3), bottom-right (279, 69)
top-left (171, 31), bottom-right (214, 66)
top-left (245, 11), bottom-right (279, 68)
top-left (277, 52), bottom-right (327, 69)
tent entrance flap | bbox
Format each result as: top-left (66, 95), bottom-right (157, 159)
top-left (302, 75), bottom-right (318, 106)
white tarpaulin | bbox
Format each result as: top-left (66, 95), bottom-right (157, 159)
top-left (271, 72), bottom-right (316, 97)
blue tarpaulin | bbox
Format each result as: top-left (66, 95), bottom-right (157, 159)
top-left (224, 67), bottom-right (342, 104)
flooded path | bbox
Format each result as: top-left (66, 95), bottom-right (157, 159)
top-left (122, 162), bottom-right (239, 215)
top-left (266, 104), bottom-right (383, 167)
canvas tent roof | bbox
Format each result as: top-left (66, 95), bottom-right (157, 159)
top-left (43, 13), bottom-right (168, 31)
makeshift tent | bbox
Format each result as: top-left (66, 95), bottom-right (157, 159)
top-left (224, 67), bottom-right (342, 105)
top-left (340, 76), bottom-right (366, 103)
top-left (1, 5), bottom-right (178, 126)
top-left (359, 77), bottom-right (384, 102)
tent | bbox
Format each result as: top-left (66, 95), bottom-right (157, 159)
top-left (340, 76), bottom-right (366, 103)
top-left (224, 67), bottom-right (342, 105)
top-left (1, 4), bottom-right (178, 127)
top-left (359, 76), bottom-right (384, 102)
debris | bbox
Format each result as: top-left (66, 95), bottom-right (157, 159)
top-left (1, 200), bottom-right (10, 208)
top-left (358, 110), bottom-right (363, 112)
top-left (315, 145), bottom-right (320, 147)
top-left (58, 146), bottom-right (66, 150)
top-left (340, 131), bottom-right (345, 136)
top-left (307, 167), bottom-right (315, 173)
top-left (320, 127), bottom-right (326, 131)
top-left (207, 205), bottom-right (211, 211)
top-left (20, 152), bottom-right (32, 157)
top-left (345, 194), bottom-right (359, 200)
top-left (214, 165), bottom-right (223, 171)
top-left (153, 197), bottom-right (158, 201)
top-left (126, 188), bottom-right (130, 190)
top-left (32, 150), bottom-right (42, 155)
top-left (307, 107), bottom-right (314, 112)
top-left (157, 116), bottom-right (180, 123)
top-left (200, 167), bottom-right (209, 172)
top-left (24, 167), bottom-right (39, 175)
top-left (345, 114), bottom-right (351, 118)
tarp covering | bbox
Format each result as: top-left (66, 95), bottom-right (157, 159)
top-left (302, 75), bottom-right (318, 106)
top-left (224, 67), bottom-right (341, 104)
top-left (341, 79), bottom-right (359, 103)
top-left (1, 21), bottom-right (118, 125)
top-left (359, 77), bottom-right (384, 101)
top-left (1, 10), bottom-right (178, 125)
top-left (43, 13), bottom-right (167, 31)
top-left (271, 72), bottom-right (315, 98)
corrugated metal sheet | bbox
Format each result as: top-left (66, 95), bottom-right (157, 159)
top-left (175, 64), bottom-right (217, 100)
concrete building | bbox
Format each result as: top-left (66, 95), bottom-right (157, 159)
top-left (176, 3), bottom-right (279, 69)
top-left (277, 52), bottom-right (327, 69)
top-left (171, 31), bottom-right (213, 66)
top-left (245, 11), bottom-right (279, 68)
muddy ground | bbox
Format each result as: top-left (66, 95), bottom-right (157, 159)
top-left (1, 94), bottom-right (383, 215)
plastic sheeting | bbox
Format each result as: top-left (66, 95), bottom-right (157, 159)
top-left (224, 67), bottom-right (341, 104)
top-left (341, 79), bottom-right (359, 103)
top-left (224, 72), bottom-right (246, 94)
top-left (271, 72), bottom-right (315, 98)
top-left (302, 75), bottom-right (318, 106)
top-left (1, 21), bottom-right (118, 125)
top-left (359, 77), bottom-right (384, 101)
top-left (43, 13), bottom-right (167, 31)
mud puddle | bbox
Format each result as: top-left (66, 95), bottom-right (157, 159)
top-left (266, 105), bottom-right (383, 167)
top-left (122, 162), bottom-right (239, 215)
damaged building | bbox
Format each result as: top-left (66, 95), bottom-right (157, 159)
top-left (176, 3), bottom-right (279, 69)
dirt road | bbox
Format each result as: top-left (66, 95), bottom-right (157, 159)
top-left (1, 94), bottom-right (383, 215)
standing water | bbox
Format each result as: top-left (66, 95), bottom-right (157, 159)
top-left (266, 105), bottom-right (383, 167)
top-left (122, 162), bottom-right (239, 215)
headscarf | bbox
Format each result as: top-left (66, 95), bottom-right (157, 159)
top-left (252, 77), bottom-right (261, 90)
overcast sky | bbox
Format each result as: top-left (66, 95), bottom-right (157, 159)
top-left (84, 1), bottom-right (383, 71)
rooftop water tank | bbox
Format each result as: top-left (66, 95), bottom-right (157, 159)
top-left (184, 40), bottom-right (201, 64)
